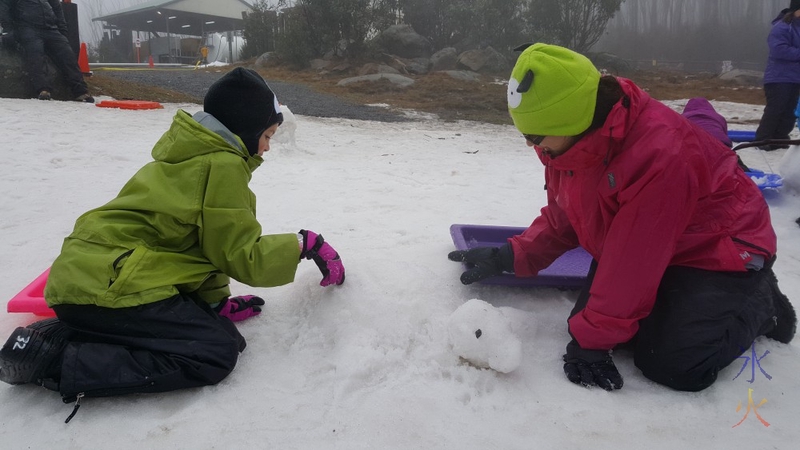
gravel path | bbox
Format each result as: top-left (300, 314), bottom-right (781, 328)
top-left (102, 69), bottom-right (410, 123)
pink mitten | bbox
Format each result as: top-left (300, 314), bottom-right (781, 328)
top-left (215, 295), bottom-right (265, 322)
top-left (299, 230), bottom-right (345, 286)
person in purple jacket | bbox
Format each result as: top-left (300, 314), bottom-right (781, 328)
top-left (682, 98), bottom-right (732, 147)
top-left (681, 97), bottom-right (753, 171)
top-left (755, 0), bottom-right (800, 150)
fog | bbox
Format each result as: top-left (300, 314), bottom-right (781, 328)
top-left (77, 0), bottom-right (786, 72)
top-left (596, 0), bottom-right (787, 72)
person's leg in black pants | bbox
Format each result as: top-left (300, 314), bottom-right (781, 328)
top-left (52, 294), bottom-right (245, 400)
top-left (775, 85), bottom-right (800, 141)
top-left (755, 83), bottom-right (800, 148)
top-left (570, 262), bottom-right (778, 391)
top-left (633, 266), bottom-right (777, 391)
top-left (15, 27), bottom-right (51, 96)
top-left (41, 29), bottom-right (90, 97)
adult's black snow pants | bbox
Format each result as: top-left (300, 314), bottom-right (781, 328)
top-left (570, 262), bottom-right (780, 392)
top-left (16, 26), bottom-right (89, 97)
top-left (52, 294), bottom-right (245, 401)
top-left (754, 82), bottom-right (800, 145)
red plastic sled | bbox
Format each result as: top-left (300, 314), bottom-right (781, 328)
top-left (96, 100), bottom-right (163, 110)
top-left (450, 224), bottom-right (591, 289)
top-left (6, 268), bottom-right (55, 316)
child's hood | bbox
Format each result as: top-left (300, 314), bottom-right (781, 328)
top-left (150, 110), bottom-right (262, 169)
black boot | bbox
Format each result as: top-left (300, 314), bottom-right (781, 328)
top-left (26, 318), bottom-right (74, 341)
top-left (764, 271), bottom-right (797, 344)
top-left (0, 326), bottom-right (67, 385)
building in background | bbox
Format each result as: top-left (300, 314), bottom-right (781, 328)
top-left (91, 0), bottom-right (252, 64)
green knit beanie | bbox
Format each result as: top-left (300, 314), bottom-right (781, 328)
top-left (507, 43), bottom-right (600, 136)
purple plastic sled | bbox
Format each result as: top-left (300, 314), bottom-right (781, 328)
top-left (450, 224), bottom-right (592, 289)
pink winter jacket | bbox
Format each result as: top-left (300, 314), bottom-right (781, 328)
top-left (509, 78), bottom-right (777, 350)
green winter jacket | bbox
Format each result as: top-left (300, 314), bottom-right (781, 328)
top-left (44, 110), bottom-right (300, 308)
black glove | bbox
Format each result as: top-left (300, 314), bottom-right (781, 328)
top-left (448, 244), bottom-right (514, 285)
top-left (563, 340), bottom-right (623, 391)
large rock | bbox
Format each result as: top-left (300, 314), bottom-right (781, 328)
top-left (254, 52), bottom-right (274, 68)
top-left (309, 58), bottom-right (331, 70)
top-left (1, 47), bottom-right (73, 100)
top-left (431, 47), bottom-right (458, 71)
top-left (437, 70), bottom-right (481, 83)
top-left (406, 58), bottom-right (431, 75)
top-left (377, 24), bottom-right (432, 59)
top-left (358, 63), bottom-right (401, 76)
top-left (379, 55), bottom-right (431, 75)
top-left (586, 52), bottom-right (631, 75)
top-left (337, 73), bottom-right (415, 88)
top-left (718, 69), bottom-right (764, 86)
top-left (457, 46), bottom-right (508, 73)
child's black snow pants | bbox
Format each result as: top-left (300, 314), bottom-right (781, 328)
top-left (52, 294), bottom-right (245, 401)
top-left (571, 261), bottom-right (780, 392)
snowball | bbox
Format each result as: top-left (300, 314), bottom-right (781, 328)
top-left (447, 299), bottom-right (522, 373)
top-left (272, 104), bottom-right (297, 148)
top-left (779, 145), bottom-right (800, 194)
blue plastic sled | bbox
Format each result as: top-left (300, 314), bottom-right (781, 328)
top-left (745, 169), bottom-right (783, 190)
top-left (450, 224), bottom-right (591, 289)
top-left (728, 130), bottom-right (756, 142)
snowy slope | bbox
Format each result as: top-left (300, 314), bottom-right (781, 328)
top-left (0, 97), bottom-right (797, 449)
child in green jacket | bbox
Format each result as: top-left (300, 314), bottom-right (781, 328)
top-left (0, 68), bottom-right (344, 416)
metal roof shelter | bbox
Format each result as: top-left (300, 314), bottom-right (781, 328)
top-left (92, 0), bottom-right (253, 36)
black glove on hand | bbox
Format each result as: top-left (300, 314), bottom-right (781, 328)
top-left (448, 244), bottom-right (514, 285)
top-left (563, 340), bottom-right (623, 391)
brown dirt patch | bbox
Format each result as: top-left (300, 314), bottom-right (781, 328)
top-left (86, 73), bottom-right (201, 104)
top-left (631, 71), bottom-right (764, 105)
top-left (84, 64), bottom-right (765, 126)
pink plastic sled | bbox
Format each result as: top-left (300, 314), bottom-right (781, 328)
top-left (450, 224), bottom-right (591, 289)
top-left (6, 268), bottom-right (55, 316)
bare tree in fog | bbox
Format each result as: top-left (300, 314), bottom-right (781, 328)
top-left (399, 0), bottom-right (524, 52)
top-left (525, 0), bottom-right (624, 53)
top-left (271, 0), bottom-right (396, 66)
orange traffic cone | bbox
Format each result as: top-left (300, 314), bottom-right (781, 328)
top-left (148, 55), bottom-right (154, 68)
top-left (78, 42), bottom-right (92, 76)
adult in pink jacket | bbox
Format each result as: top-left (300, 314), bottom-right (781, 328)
top-left (449, 44), bottom-right (796, 392)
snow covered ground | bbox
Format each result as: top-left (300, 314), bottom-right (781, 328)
top-left (0, 96), bottom-right (798, 449)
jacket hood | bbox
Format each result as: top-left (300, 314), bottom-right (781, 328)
top-left (151, 110), bottom-right (263, 172)
top-left (773, 9), bottom-right (790, 24)
top-left (536, 77), bottom-right (648, 170)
